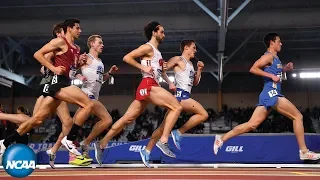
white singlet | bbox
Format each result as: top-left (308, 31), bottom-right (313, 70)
top-left (81, 53), bottom-right (104, 100)
top-left (174, 56), bottom-right (195, 93)
top-left (140, 42), bottom-right (163, 85)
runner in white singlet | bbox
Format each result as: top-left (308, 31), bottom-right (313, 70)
top-left (174, 55), bottom-right (195, 94)
top-left (140, 39), bottom-right (209, 168)
top-left (140, 42), bottom-right (164, 85)
top-left (81, 53), bottom-right (105, 100)
top-left (94, 21), bottom-right (183, 164)
top-left (47, 35), bottom-right (118, 165)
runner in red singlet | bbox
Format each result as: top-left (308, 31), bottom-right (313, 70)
top-left (0, 24), bottom-right (75, 168)
top-left (94, 21), bottom-right (182, 164)
top-left (0, 19), bottom-right (94, 157)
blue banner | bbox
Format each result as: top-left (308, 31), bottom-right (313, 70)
top-left (33, 134), bottom-right (320, 164)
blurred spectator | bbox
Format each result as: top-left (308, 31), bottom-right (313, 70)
top-left (26, 105), bottom-right (319, 143)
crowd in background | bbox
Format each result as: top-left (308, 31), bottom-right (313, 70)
top-left (1, 103), bottom-right (318, 144)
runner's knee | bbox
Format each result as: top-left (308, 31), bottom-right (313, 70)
top-left (171, 102), bottom-right (183, 112)
top-left (201, 111), bottom-right (209, 121)
top-left (84, 100), bottom-right (94, 111)
top-left (293, 112), bottom-right (303, 121)
top-left (101, 116), bottom-right (112, 128)
top-left (124, 115), bottom-right (136, 124)
top-left (246, 122), bottom-right (260, 131)
top-left (32, 112), bottom-right (48, 127)
top-left (118, 112), bottom-right (135, 125)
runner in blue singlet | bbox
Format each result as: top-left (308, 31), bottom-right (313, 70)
top-left (213, 33), bottom-right (320, 161)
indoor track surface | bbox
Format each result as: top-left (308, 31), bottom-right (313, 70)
top-left (1, 166), bottom-right (320, 179)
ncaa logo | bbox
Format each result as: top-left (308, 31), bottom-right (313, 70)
top-left (2, 144), bottom-right (37, 178)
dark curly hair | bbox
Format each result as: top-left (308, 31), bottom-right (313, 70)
top-left (144, 21), bottom-right (161, 41)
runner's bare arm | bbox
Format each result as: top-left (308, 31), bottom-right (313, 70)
top-left (164, 56), bottom-right (180, 71)
top-left (39, 51), bottom-right (55, 75)
top-left (193, 61), bottom-right (204, 86)
top-left (193, 71), bottom-right (202, 86)
top-left (34, 38), bottom-right (65, 73)
top-left (161, 56), bottom-right (179, 84)
top-left (103, 65), bottom-right (118, 81)
top-left (161, 72), bottom-right (171, 84)
top-left (249, 54), bottom-right (274, 79)
top-left (123, 44), bottom-right (153, 71)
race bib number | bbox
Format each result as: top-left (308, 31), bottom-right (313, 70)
top-left (268, 89), bottom-right (278, 98)
top-left (51, 75), bottom-right (58, 85)
top-left (175, 91), bottom-right (182, 97)
top-left (43, 84), bottom-right (49, 93)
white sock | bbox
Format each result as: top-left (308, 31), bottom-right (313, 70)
top-left (145, 149), bottom-right (151, 154)
top-left (177, 129), bottom-right (182, 136)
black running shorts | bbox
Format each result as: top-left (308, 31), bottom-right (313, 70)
top-left (35, 83), bottom-right (50, 98)
top-left (48, 74), bottom-right (71, 98)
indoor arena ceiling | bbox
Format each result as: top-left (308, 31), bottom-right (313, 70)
top-left (1, 0), bottom-right (320, 88)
